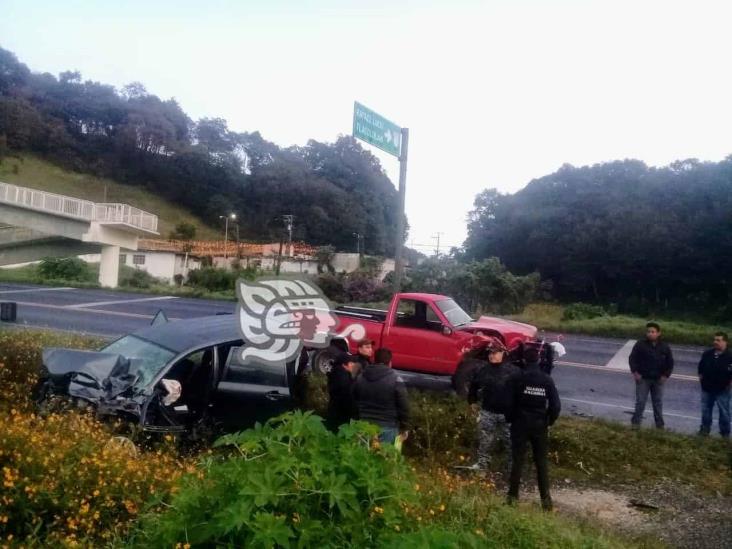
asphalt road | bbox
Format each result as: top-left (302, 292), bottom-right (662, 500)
top-left (0, 282), bottom-right (716, 435)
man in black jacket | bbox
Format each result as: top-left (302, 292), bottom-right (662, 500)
top-left (629, 322), bottom-right (674, 429)
top-left (325, 352), bottom-right (358, 432)
top-left (698, 332), bottom-right (732, 438)
top-left (467, 342), bottom-right (520, 471)
top-left (353, 338), bottom-right (374, 377)
top-left (506, 346), bottom-right (561, 511)
top-left (353, 348), bottom-right (410, 443)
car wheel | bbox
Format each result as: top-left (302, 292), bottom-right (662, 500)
top-left (452, 359), bottom-right (486, 399)
top-left (312, 347), bottom-right (339, 375)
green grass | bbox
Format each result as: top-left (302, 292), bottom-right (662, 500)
top-left (0, 153), bottom-right (220, 239)
top-left (550, 417), bottom-right (732, 495)
top-left (405, 391), bottom-right (732, 497)
top-left (508, 303), bottom-right (729, 346)
top-left (0, 262), bottom-right (237, 300)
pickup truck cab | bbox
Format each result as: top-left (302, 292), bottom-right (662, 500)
top-left (312, 292), bottom-right (539, 393)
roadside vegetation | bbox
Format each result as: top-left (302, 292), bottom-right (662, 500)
top-left (4, 328), bottom-right (717, 547)
top-left (510, 303), bottom-right (730, 346)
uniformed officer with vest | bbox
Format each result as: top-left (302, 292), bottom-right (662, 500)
top-left (506, 345), bottom-right (561, 510)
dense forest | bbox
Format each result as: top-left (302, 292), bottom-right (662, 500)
top-left (464, 158), bottom-right (732, 317)
top-left (0, 47), bottom-right (403, 255)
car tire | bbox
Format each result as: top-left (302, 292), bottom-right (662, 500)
top-left (452, 359), bottom-right (486, 399)
top-left (311, 347), bottom-right (339, 375)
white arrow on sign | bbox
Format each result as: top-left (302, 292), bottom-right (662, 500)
top-left (384, 130), bottom-right (392, 143)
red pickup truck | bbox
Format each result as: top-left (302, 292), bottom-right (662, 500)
top-left (311, 292), bottom-right (539, 394)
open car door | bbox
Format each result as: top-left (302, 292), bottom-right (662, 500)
top-left (210, 345), bottom-right (293, 432)
top-left (140, 346), bottom-right (218, 433)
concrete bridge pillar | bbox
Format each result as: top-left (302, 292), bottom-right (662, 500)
top-left (99, 244), bottom-right (120, 288)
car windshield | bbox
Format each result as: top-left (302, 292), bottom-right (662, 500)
top-left (101, 335), bottom-right (176, 388)
top-left (436, 299), bottom-right (472, 327)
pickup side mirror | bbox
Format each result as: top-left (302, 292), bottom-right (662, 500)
top-left (442, 325), bottom-right (453, 336)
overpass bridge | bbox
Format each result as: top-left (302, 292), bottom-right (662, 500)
top-left (0, 181), bottom-right (159, 287)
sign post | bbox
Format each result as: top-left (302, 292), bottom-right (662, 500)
top-left (352, 102), bottom-right (408, 292)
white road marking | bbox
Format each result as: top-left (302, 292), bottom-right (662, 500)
top-left (13, 300), bottom-right (180, 320)
top-left (0, 287), bottom-right (74, 294)
top-left (68, 296), bottom-right (178, 308)
top-left (605, 339), bottom-right (636, 371)
top-left (563, 397), bottom-right (700, 421)
top-left (557, 360), bottom-right (697, 382)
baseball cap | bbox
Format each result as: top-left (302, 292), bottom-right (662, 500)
top-left (333, 351), bottom-right (359, 366)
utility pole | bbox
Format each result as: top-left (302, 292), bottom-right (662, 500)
top-left (282, 214), bottom-right (294, 257)
top-left (353, 232), bottom-right (362, 255)
top-left (393, 127), bottom-right (409, 293)
top-left (432, 232), bottom-right (444, 257)
top-left (219, 213), bottom-right (236, 262)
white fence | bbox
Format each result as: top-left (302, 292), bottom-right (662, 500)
top-left (95, 203), bottom-right (158, 233)
top-left (0, 182), bottom-right (158, 233)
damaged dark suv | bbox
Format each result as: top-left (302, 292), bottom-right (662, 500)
top-left (36, 315), bottom-right (301, 435)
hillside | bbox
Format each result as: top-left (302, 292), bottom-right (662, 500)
top-left (0, 154), bottom-right (220, 239)
top-left (0, 47), bottom-right (403, 255)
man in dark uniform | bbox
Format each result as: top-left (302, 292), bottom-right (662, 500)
top-left (506, 346), bottom-right (561, 511)
top-left (325, 352), bottom-right (358, 432)
top-left (467, 341), bottom-right (520, 471)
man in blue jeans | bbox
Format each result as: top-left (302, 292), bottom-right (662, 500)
top-left (353, 348), bottom-right (410, 444)
top-left (698, 332), bottom-right (732, 438)
top-left (629, 322), bottom-right (674, 429)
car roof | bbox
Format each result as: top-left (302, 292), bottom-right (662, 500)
top-left (131, 314), bottom-right (241, 353)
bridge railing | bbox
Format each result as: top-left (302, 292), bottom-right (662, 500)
top-left (0, 181), bottom-right (95, 220)
top-left (95, 203), bottom-right (159, 233)
top-left (0, 181), bottom-right (159, 233)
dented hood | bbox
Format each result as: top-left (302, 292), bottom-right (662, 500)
top-left (459, 316), bottom-right (538, 348)
top-left (42, 348), bottom-right (139, 401)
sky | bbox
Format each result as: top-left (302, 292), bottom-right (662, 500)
top-left (3, 0), bottom-right (732, 253)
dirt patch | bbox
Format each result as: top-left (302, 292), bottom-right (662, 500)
top-left (543, 482), bottom-right (732, 549)
top-left (553, 488), bottom-right (650, 530)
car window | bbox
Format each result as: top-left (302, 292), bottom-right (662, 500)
top-left (426, 306), bottom-right (440, 323)
top-left (101, 335), bottom-right (175, 388)
top-left (395, 299), bottom-right (441, 331)
top-left (436, 299), bottom-right (472, 327)
top-left (223, 347), bottom-right (287, 387)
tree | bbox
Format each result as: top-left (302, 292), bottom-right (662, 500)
top-left (0, 46), bottom-right (405, 258)
top-left (169, 221), bottom-right (196, 241)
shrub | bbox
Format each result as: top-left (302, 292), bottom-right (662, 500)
top-left (561, 302), bottom-right (607, 321)
top-left (37, 257), bottom-right (94, 282)
top-left (135, 412), bottom-right (418, 548)
top-left (0, 409), bottom-right (193, 546)
top-left (314, 272), bottom-right (346, 302)
top-left (405, 392), bottom-right (477, 460)
top-left (120, 268), bottom-right (159, 289)
top-left (343, 273), bottom-right (390, 303)
top-left (186, 267), bottom-right (237, 292)
top-left (0, 329), bottom-right (104, 412)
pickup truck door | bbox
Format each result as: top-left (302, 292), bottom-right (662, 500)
top-left (381, 298), bottom-right (459, 375)
top-left (209, 343), bottom-right (293, 432)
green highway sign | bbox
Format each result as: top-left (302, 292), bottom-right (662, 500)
top-left (352, 101), bottom-right (402, 157)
